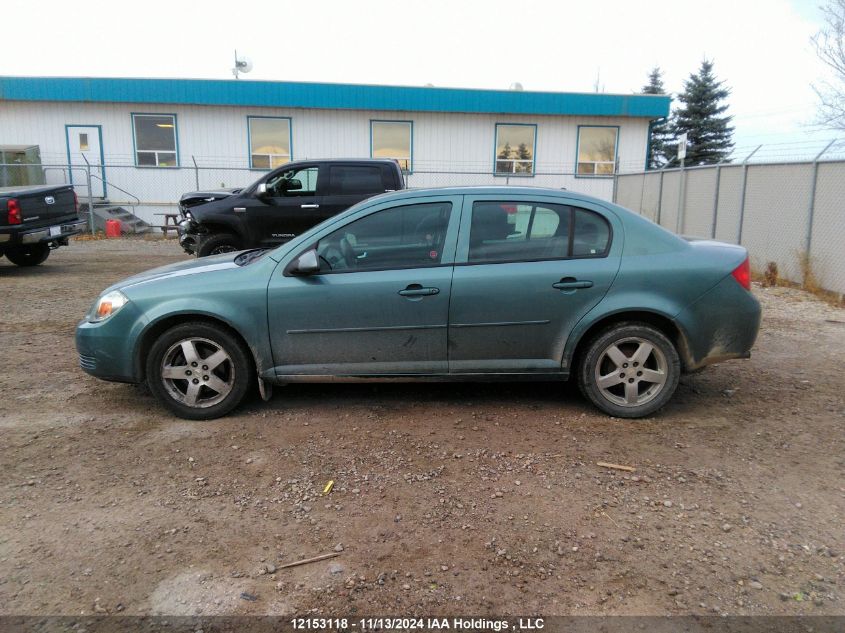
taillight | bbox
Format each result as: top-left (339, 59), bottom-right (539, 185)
top-left (7, 198), bottom-right (21, 225)
top-left (731, 257), bottom-right (751, 291)
top-left (73, 191), bottom-right (79, 213)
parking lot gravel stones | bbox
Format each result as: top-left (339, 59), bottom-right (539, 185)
top-left (0, 239), bottom-right (842, 616)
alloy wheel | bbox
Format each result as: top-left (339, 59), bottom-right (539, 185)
top-left (594, 336), bottom-right (668, 407)
top-left (160, 337), bottom-right (235, 408)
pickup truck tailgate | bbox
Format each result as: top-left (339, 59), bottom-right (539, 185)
top-left (1, 184), bottom-right (78, 228)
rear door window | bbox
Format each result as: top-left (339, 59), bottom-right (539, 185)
top-left (468, 202), bottom-right (570, 264)
top-left (329, 165), bottom-right (387, 195)
top-left (467, 201), bottom-right (611, 263)
top-left (572, 208), bottom-right (611, 256)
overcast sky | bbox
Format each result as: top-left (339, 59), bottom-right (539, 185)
top-left (3, 0), bottom-right (839, 160)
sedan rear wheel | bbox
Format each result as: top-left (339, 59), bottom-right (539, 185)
top-left (146, 322), bottom-right (253, 420)
top-left (578, 323), bottom-right (680, 418)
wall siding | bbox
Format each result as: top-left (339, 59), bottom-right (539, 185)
top-left (0, 100), bottom-right (650, 222)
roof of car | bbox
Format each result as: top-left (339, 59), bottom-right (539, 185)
top-left (374, 185), bottom-right (611, 206)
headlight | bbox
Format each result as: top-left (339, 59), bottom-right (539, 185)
top-left (89, 290), bottom-right (129, 323)
top-left (179, 215), bottom-right (198, 232)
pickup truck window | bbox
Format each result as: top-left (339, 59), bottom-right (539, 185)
top-left (266, 166), bottom-right (318, 197)
top-left (329, 165), bottom-right (385, 196)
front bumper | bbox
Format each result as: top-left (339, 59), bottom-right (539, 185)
top-left (176, 217), bottom-right (200, 254)
top-left (178, 231), bottom-right (199, 254)
top-left (75, 303), bottom-right (144, 383)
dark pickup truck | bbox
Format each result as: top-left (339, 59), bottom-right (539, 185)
top-left (1, 184), bottom-right (86, 266)
top-left (178, 158), bottom-right (405, 257)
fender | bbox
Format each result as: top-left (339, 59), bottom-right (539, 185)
top-left (562, 292), bottom-right (692, 372)
top-left (128, 297), bottom-right (273, 382)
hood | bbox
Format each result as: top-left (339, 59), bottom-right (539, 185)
top-left (106, 252), bottom-right (241, 293)
top-left (179, 187), bottom-right (242, 209)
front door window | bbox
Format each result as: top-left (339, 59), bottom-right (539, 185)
top-left (266, 166), bottom-right (318, 197)
top-left (316, 201), bottom-right (452, 272)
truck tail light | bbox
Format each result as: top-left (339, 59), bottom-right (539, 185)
top-left (731, 257), bottom-right (751, 291)
top-left (7, 198), bottom-right (21, 225)
top-left (73, 190), bottom-right (79, 213)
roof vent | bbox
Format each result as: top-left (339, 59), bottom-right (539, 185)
top-left (509, 82), bottom-right (524, 91)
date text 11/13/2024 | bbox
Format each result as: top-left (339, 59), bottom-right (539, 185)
top-left (291, 617), bottom-right (546, 631)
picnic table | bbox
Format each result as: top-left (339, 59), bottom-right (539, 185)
top-left (155, 212), bottom-right (181, 236)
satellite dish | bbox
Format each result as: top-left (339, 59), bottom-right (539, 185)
top-left (509, 82), bottom-right (524, 91)
top-left (232, 51), bottom-right (253, 79)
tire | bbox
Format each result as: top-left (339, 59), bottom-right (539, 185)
top-left (578, 322), bottom-right (680, 418)
top-left (146, 321), bottom-right (254, 420)
top-left (197, 233), bottom-right (241, 258)
top-left (5, 244), bottom-right (50, 267)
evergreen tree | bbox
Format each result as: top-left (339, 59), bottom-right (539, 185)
top-left (641, 66), bottom-right (671, 169)
top-left (667, 60), bottom-right (734, 165)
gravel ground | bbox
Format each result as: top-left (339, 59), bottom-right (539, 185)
top-left (0, 238), bottom-right (843, 617)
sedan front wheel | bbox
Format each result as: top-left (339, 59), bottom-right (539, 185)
top-left (146, 322), bottom-right (253, 420)
top-left (578, 322), bottom-right (680, 418)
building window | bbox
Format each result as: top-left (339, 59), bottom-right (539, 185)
top-left (576, 126), bottom-right (618, 176)
top-left (132, 114), bottom-right (178, 167)
top-left (248, 117), bottom-right (292, 169)
top-left (371, 121), bottom-right (412, 172)
top-left (495, 124), bottom-right (536, 175)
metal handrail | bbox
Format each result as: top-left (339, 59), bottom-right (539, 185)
top-left (89, 173), bottom-right (140, 206)
top-left (90, 173), bottom-right (142, 233)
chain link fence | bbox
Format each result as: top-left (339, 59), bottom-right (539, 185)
top-left (5, 157), bottom-right (841, 296)
top-left (614, 160), bottom-right (845, 296)
top-left (1, 160), bottom-right (615, 233)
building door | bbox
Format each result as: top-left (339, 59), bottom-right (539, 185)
top-left (66, 125), bottom-right (106, 198)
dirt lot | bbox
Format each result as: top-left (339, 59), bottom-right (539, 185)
top-left (0, 238), bottom-right (843, 617)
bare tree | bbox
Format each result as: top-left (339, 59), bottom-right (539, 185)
top-left (812, 0), bottom-right (845, 129)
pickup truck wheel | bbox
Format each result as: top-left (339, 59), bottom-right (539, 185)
top-left (578, 322), bottom-right (680, 419)
top-left (197, 234), bottom-right (241, 257)
top-left (5, 244), bottom-right (51, 267)
top-left (146, 322), bottom-right (254, 420)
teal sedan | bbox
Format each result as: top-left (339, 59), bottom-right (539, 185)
top-left (76, 187), bottom-right (761, 420)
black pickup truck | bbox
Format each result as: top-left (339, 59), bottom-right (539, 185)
top-left (178, 158), bottom-right (405, 257)
top-left (1, 184), bottom-right (86, 266)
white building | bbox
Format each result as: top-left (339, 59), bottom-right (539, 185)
top-left (0, 76), bottom-right (669, 225)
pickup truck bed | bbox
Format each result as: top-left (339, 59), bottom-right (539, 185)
top-left (1, 184), bottom-right (86, 266)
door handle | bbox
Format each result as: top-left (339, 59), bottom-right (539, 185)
top-left (398, 284), bottom-right (440, 297)
top-left (301, 204), bottom-right (320, 209)
top-left (553, 277), bottom-right (593, 290)
top-left (233, 207), bottom-right (246, 213)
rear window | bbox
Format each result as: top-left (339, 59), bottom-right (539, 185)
top-left (329, 165), bottom-right (386, 195)
top-left (468, 201), bottom-right (610, 264)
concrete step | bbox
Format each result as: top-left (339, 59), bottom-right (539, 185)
top-left (86, 204), bottom-right (153, 234)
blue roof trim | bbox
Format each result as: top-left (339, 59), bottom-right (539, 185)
top-left (0, 77), bottom-right (670, 118)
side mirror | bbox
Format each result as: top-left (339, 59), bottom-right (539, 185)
top-left (256, 183), bottom-right (269, 197)
top-left (292, 249), bottom-right (320, 274)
